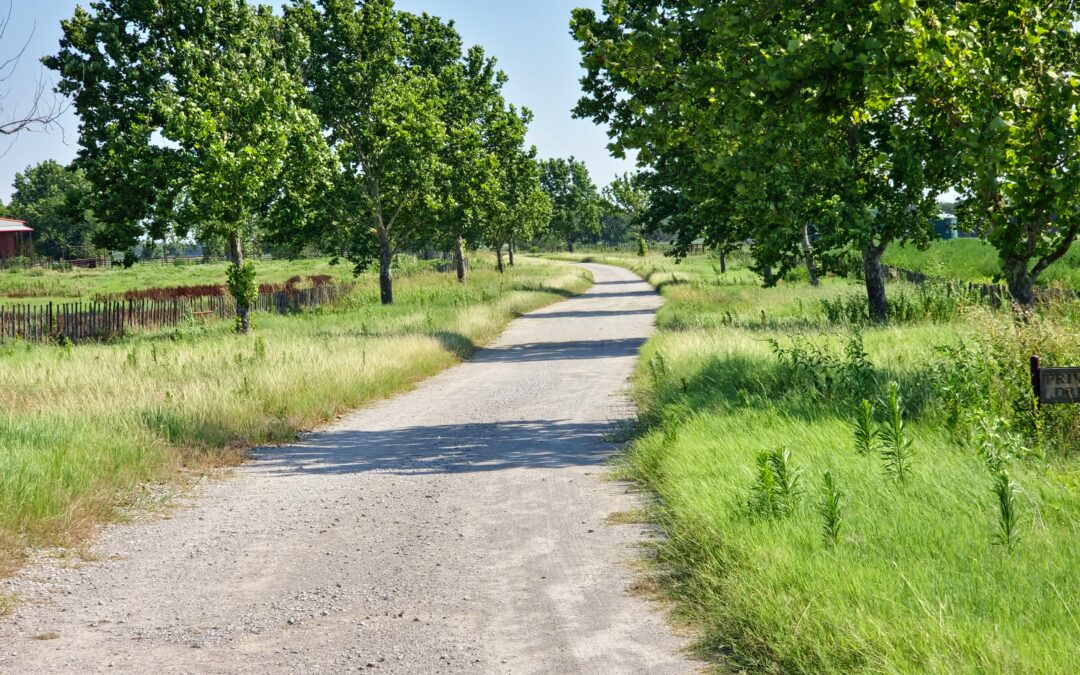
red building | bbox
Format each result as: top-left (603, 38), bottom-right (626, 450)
top-left (0, 218), bottom-right (33, 259)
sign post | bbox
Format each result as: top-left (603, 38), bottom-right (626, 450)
top-left (1031, 355), bottom-right (1041, 407)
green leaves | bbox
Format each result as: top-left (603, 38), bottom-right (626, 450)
top-left (49, 0), bottom-right (330, 258)
top-left (879, 382), bottom-right (915, 482)
top-left (748, 447), bottom-right (803, 519)
top-left (539, 157), bottom-right (602, 251)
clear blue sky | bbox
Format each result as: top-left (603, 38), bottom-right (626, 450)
top-left (0, 0), bottom-right (634, 203)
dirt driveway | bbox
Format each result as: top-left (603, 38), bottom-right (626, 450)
top-left (0, 263), bottom-right (695, 674)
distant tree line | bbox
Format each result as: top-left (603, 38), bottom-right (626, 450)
top-left (573, 1), bottom-right (1080, 317)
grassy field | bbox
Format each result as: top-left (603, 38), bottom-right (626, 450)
top-left (884, 237), bottom-right (1080, 289)
top-left (0, 257), bottom-right (590, 576)
top-left (554, 251), bottom-right (1080, 673)
top-left (0, 257), bottom-right (359, 306)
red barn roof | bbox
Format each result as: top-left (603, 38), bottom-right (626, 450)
top-left (0, 217), bottom-right (32, 233)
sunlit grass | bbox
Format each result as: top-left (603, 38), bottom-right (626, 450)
top-left (558, 251), bottom-right (1080, 673)
top-left (885, 237), bottom-right (1080, 289)
top-left (0, 257), bottom-right (590, 564)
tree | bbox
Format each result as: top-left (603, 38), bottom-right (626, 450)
top-left (292, 0), bottom-right (444, 305)
top-left (436, 42), bottom-right (505, 283)
top-left (47, 0), bottom-right (330, 333)
top-left (488, 149), bottom-right (550, 271)
top-left (596, 172), bottom-right (646, 246)
top-left (7, 160), bottom-right (98, 259)
top-left (918, 2), bottom-right (1080, 305)
top-left (539, 157), bottom-right (600, 252)
top-left (573, 1), bottom-right (951, 321)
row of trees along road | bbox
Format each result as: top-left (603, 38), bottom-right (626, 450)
top-left (45, 0), bottom-right (551, 330)
top-left (573, 1), bottom-right (1080, 319)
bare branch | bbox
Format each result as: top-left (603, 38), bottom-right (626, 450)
top-left (0, 0), bottom-right (67, 139)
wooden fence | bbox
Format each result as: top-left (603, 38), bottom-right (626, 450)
top-left (0, 284), bottom-right (353, 344)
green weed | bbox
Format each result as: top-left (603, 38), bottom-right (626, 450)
top-left (818, 471), bottom-right (844, 547)
top-left (748, 447), bottom-right (802, 519)
top-left (991, 470), bottom-right (1021, 553)
top-left (879, 383), bottom-right (915, 482)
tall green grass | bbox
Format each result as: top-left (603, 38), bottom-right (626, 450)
top-left (884, 238), bottom-right (1080, 289)
top-left (559, 251), bottom-right (1080, 673)
top-left (0, 258), bottom-right (590, 573)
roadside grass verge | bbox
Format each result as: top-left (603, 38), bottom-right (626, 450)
top-left (0, 257), bottom-right (590, 569)
top-left (556, 251), bottom-right (1080, 673)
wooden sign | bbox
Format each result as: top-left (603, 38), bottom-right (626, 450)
top-left (1031, 356), bottom-right (1080, 405)
top-left (1040, 368), bottom-right (1080, 404)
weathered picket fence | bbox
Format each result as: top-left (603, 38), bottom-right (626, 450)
top-left (0, 284), bottom-right (353, 344)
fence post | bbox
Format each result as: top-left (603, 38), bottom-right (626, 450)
top-left (1031, 355), bottom-right (1042, 409)
top-left (47, 301), bottom-right (54, 339)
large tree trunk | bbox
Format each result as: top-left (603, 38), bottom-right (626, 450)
top-left (762, 264), bottom-right (774, 287)
top-left (495, 243), bottom-right (505, 273)
top-left (719, 249), bottom-right (727, 274)
top-left (508, 235), bottom-right (515, 266)
top-left (567, 238), bottom-right (575, 253)
top-left (454, 236), bottom-right (467, 283)
top-left (801, 223), bottom-right (820, 287)
top-left (227, 232), bottom-right (251, 335)
top-left (862, 245), bottom-right (888, 322)
top-left (1004, 258), bottom-right (1036, 306)
top-left (378, 228), bottom-right (393, 306)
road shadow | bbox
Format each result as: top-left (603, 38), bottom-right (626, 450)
top-left (581, 290), bottom-right (658, 299)
top-left (520, 309), bottom-right (658, 320)
top-left (472, 337), bottom-right (647, 363)
top-left (253, 419), bottom-right (626, 477)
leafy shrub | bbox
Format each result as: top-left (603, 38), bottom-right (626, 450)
top-left (852, 399), bottom-right (878, 456)
top-left (769, 331), bottom-right (875, 402)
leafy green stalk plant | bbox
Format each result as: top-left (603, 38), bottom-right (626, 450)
top-left (879, 382), bottom-right (915, 482)
top-left (819, 471), bottom-right (844, 547)
top-left (853, 399), bottom-right (878, 456)
top-left (992, 470), bottom-right (1021, 553)
top-left (749, 447), bottom-right (802, 519)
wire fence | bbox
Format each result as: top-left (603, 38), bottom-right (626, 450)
top-left (0, 284), bottom-right (354, 344)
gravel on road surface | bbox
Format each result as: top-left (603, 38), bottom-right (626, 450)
top-left (0, 263), bottom-right (697, 674)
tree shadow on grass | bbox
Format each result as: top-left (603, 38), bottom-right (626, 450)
top-left (252, 419), bottom-right (624, 477)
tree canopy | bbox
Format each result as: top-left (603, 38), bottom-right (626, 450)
top-left (539, 157), bottom-right (601, 252)
top-left (47, 0), bottom-right (331, 331)
top-left (573, 0), bottom-right (1080, 313)
top-left (8, 160), bottom-right (98, 260)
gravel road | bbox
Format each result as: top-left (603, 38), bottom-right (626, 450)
top-left (0, 263), bottom-right (695, 674)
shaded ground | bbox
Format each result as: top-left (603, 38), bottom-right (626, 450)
top-left (0, 263), bottom-right (695, 674)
